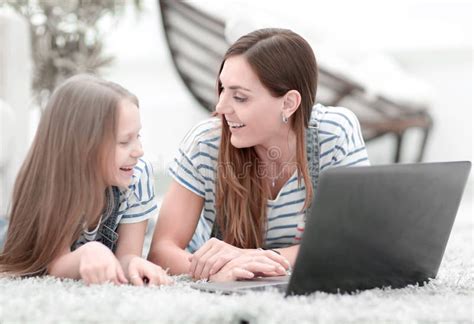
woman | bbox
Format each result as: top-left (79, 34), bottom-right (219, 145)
top-left (148, 28), bottom-right (369, 282)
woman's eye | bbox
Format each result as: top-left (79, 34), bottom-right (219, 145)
top-left (119, 141), bottom-right (129, 145)
top-left (233, 96), bottom-right (247, 102)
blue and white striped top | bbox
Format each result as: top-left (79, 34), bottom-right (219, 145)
top-left (169, 104), bottom-right (370, 252)
top-left (74, 158), bottom-right (157, 247)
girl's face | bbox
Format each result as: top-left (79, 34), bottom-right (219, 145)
top-left (215, 55), bottom-right (287, 150)
top-left (107, 99), bottom-right (144, 188)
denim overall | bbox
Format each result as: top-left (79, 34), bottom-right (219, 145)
top-left (211, 120), bottom-right (320, 241)
top-left (71, 186), bottom-right (121, 253)
top-left (97, 186), bottom-right (122, 252)
top-left (0, 217), bottom-right (8, 250)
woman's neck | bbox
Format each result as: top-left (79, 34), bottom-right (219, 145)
top-left (254, 130), bottom-right (297, 165)
top-left (254, 130), bottom-right (298, 197)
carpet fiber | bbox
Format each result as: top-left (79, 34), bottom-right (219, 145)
top-left (0, 194), bottom-right (472, 323)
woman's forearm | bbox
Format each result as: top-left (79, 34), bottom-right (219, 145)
top-left (272, 244), bottom-right (300, 267)
top-left (148, 240), bottom-right (192, 275)
top-left (148, 180), bottom-right (204, 275)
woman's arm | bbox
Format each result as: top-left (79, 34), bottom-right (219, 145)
top-left (149, 181), bottom-right (291, 280)
top-left (270, 244), bottom-right (299, 267)
top-left (148, 180), bottom-right (204, 275)
top-left (115, 221), bottom-right (171, 285)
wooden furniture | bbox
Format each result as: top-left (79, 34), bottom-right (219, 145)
top-left (158, 0), bottom-right (432, 162)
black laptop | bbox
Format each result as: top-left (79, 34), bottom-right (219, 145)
top-left (191, 161), bottom-right (471, 295)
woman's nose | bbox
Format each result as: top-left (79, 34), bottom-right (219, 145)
top-left (215, 94), bottom-right (233, 115)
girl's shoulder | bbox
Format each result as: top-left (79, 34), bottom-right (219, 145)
top-left (116, 157), bottom-right (157, 223)
top-left (119, 158), bottom-right (154, 199)
top-left (132, 158), bottom-right (153, 181)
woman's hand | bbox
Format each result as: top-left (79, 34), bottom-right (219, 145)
top-left (126, 256), bottom-right (173, 286)
top-left (78, 241), bottom-right (128, 285)
top-left (208, 253), bottom-right (288, 282)
top-left (189, 238), bottom-right (290, 280)
top-left (188, 238), bottom-right (244, 280)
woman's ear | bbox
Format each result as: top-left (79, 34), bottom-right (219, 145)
top-left (282, 90), bottom-right (301, 119)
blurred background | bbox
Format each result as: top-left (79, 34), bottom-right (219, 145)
top-left (0, 0), bottom-right (472, 222)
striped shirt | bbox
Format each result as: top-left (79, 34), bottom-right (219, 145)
top-left (73, 158), bottom-right (157, 247)
top-left (169, 104), bottom-right (370, 252)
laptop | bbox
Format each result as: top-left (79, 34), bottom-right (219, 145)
top-left (191, 161), bottom-right (471, 295)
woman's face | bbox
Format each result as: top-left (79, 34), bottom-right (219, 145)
top-left (215, 55), bottom-right (287, 149)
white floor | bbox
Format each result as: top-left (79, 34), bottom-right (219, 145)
top-left (0, 184), bottom-right (472, 323)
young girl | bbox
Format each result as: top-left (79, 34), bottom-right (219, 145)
top-left (148, 28), bottom-right (370, 282)
top-left (0, 74), bottom-right (171, 286)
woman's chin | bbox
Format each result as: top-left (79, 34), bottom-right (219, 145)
top-left (230, 136), bottom-right (252, 149)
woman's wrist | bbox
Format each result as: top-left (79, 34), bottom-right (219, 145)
top-left (257, 247), bottom-right (281, 255)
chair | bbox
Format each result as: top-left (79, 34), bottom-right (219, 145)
top-left (158, 0), bottom-right (432, 163)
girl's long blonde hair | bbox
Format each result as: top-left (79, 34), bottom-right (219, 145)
top-left (215, 28), bottom-right (318, 248)
top-left (0, 74), bottom-right (138, 276)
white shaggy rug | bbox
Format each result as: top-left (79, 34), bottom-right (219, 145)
top-left (0, 188), bottom-right (472, 323)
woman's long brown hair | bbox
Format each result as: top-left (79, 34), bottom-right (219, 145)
top-left (0, 74), bottom-right (138, 276)
top-left (215, 28), bottom-right (318, 248)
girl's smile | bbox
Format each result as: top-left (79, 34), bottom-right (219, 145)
top-left (109, 100), bottom-right (144, 188)
top-left (119, 165), bottom-right (135, 179)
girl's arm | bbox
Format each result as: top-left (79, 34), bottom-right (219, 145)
top-left (47, 246), bottom-right (86, 280)
top-left (115, 220), bottom-right (147, 270)
top-left (115, 220), bottom-right (172, 286)
top-left (148, 180), bottom-right (204, 275)
top-left (47, 241), bottom-right (127, 284)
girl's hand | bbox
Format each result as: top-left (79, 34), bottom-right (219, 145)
top-left (78, 241), bottom-right (128, 285)
top-left (208, 254), bottom-right (288, 282)
top-left (188, 238), bottom-right (290, 280)
top-left (127, 256), bottom-right (173, 286)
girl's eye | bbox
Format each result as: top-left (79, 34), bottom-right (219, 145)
top-left (119, 142), bottom-right (129, 145)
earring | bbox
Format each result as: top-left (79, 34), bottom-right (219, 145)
top-left (282, 114), bottom-right (288, 124)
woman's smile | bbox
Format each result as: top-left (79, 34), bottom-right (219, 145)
top-left (227, 120), bottom-right (246, 132)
